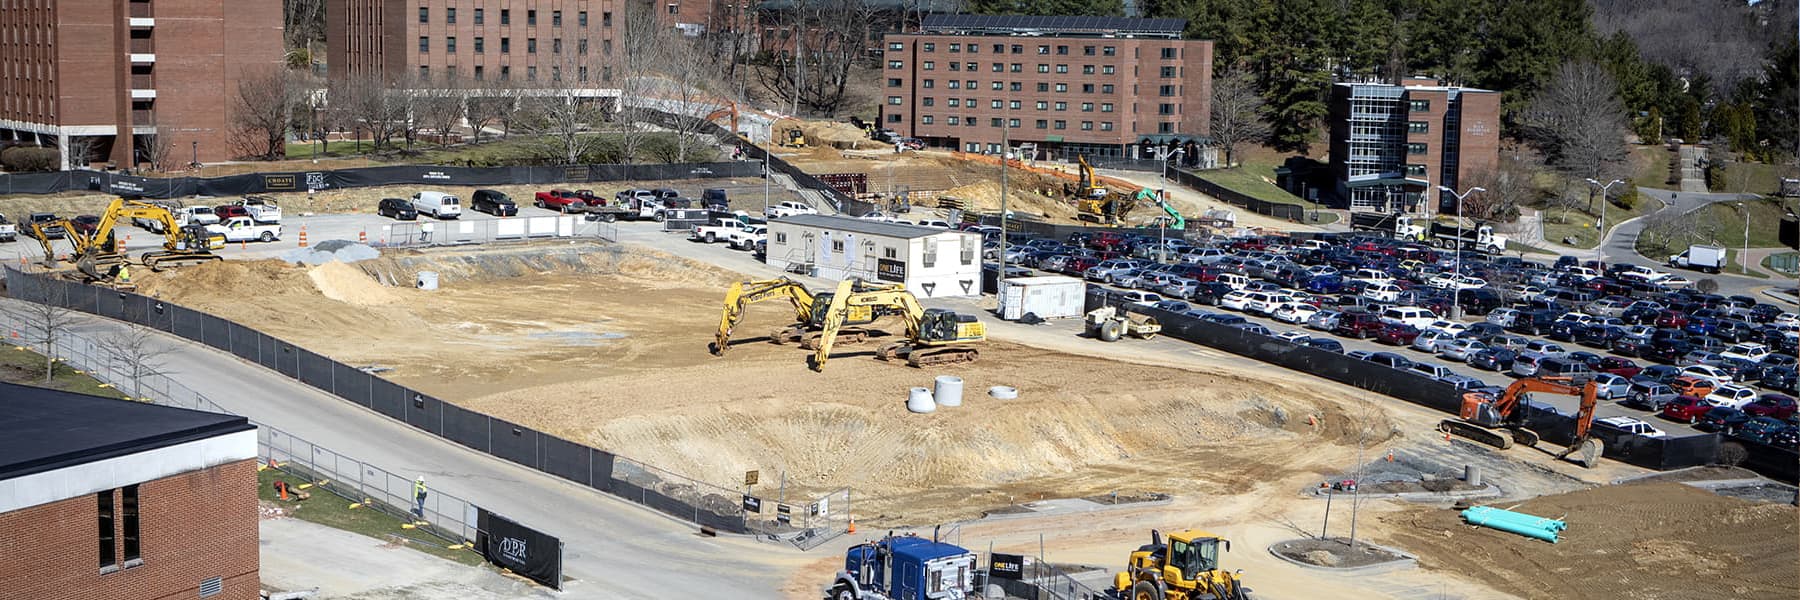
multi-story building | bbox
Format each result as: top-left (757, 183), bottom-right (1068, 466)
top-left (1327, 78), bottom-right (1501, 213)
top-left (327, 0), bottom-right (626, 86)
top-left (0, 382), bottom-right (259, 600)
top-left (882, 14), bottom-right (1213, 160)
top-left (0, 0), bottom-right (285, 170)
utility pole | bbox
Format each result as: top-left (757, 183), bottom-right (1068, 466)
top-left (999, 118), bottom-right (1009, 281)
top-left (1737, 202), bottom-right (1750, 275)
top-left (1586, 178), bottom-right (1624, 266)
top-left (1438, 185), bottom-right (1487, 318)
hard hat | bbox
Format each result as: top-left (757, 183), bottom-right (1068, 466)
top-left (416, 475), bottom-right (425, 481)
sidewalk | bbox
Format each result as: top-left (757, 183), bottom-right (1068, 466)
top-left (260, 518), bottom-right (550, 600)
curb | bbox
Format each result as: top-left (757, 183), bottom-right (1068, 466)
top-left (1304, 483), bottom-right (1502, 503)
top-left (1265, 539), bottom-right (1418, 574)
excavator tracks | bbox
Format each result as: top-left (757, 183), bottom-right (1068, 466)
top-left (1439, 420), bottom-right (1514, 450)
top-left (905, 347), bottom-right (979, 368)
top-left (794, 328), bottom-right (868, 349)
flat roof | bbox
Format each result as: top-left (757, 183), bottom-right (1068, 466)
top-left (774, 214), bottom-right (963, 240)
top-left (0, 382), bottom-right (254, 481)
top-left (920, 14), bottom-right (1186, 37)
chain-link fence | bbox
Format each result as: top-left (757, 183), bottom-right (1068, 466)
top-left (370, 214), bottom-right (616, 248)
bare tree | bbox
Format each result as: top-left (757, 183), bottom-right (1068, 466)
top-left (332, 74), bottom-right (408, 153)
top-left (233, 66), bottom-right (305, 160)
top-left (140, 122), bottom-right (177, 172)
top-left (755, 0), bottom-right (874, 115)
top-left (647, 28), bottom-right (730, 162)
top-left (466, 79), bottom-right (517, 145)
top-left (415, 85), bottom-right (468, 149)
top-left (1459, 149), bottom-right (1543, 223)
top-left (514, 52), bottom-right (614, 165)
top-left (6, 285), bottom-right (81, 384)
top-left (61, 136), bottom-right (99, 169)
top-left (1521, 61), bottom-right (1632, 211)
top-left (98, 324), bottom-right (177, 401)
top-left (1208, 66), bottom-right (1271, 169)
top-left (282, 0), bottom-right (327, 51)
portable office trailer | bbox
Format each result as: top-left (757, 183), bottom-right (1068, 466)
top-left (997, 276), bottom-right (1086, 320)
top-left (765, 214), bottom-right (982, 298)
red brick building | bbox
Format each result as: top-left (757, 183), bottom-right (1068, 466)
top-left (327, 0), bottom-right (627, 85)
top-left (882, 14), bottom-right (1212, 160)
top-left (0, 382), bottom-right (259, 600)
top-left (0, 0), bottom-right (285, 169)
top-left (1327, 78), bottom-right (1501, 213)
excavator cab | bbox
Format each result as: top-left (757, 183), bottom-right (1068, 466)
top-left (918, 308), bottom-right (984, 344)
top-left (1115, 529), bottom-right (1247, 600)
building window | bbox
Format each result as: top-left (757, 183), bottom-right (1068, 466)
top-left (1037, 45), bottom-right (1049, 54)
top-left (1035, 119), bottom-right (1048, 129)
top-left (889, 42), bottom-right (904, 51)
top-left (948, 116), bottom-right (960, 125)
top-left (1055, 83), bottom-right (1067, 92)
top-left (501, 65), bottom-right (511, 80)
top-left (418, 7), bottom-right (428, 23)
top-left (1159, 103), bottom-right (1175, 115)
top-left (1009, 118), bottom-right (1021, 127)
top-left (501, 38), bottom-right (511, 53)
top-left (1037, 83), bottom-right (1049, 92)
top-left (552, 10), bottom-right (562, 26)
top-left (921, 116), bottom-right (934, 124)
top-left (1084, 45), bottom-right (1095, 56)
top-left (528, 38), bottom-right (537, 53)
top-left (1035, 101), bottom-right (1048, 110)
top-left (1055, 64), bottom-right (1068, 73)
top-left (1101, 122), bottom-right (1114, 131)
top-left (991, 118), bottom-right (1003, 127)
top-left (991, 100), bottom-right (1002, 109)
top-left (922, 61), bottom-right (934, 70)
top-left (579, 11), bottom-right (588, 26)
top-left (923, 240), bottom-right (938, 267)
top-left (446, 37), bottom-right (456, 53)
top-left (475, 65), bottom-right (485, 80)
top-left (890, 60), bottom-right (905, 69)
top-left (1010, 82), bottom-right (1022, 91)
top-left (1102, 84), bottom-right (1115, 93)
top-left (775, 233), bottom-right (788, 243)
top-left (1101, 103), bottom-right (1114, 112)
top-left (603, 11), bottom-right (613, 26)
top-left (446, 7), bottom-right (456, 24)
top-left (475, 8), bottom-right (484, 24)
top-left (1408, 121), bottom-right (1429, 134)
top-left (965, 43), bottom-right (976, 53)
top-left (948, 98), bottom-right (960, 107)
top-left (888, 78), bottom-right (902, 87)
top-left (888, 114), bottom-right (901, 123)
top-left (967, 118), bottom-right (977, 127)
top-left (1081, 121), bottom-right (1094, 130)
top-left (1054, 120), bottom-right (1067, 130)
top-left (1082, 65), bottom-right (1095, 75)
top-left (992, 81), bottom-right (1003, 90)
top-left (992, 63), bottom-right (1003, 72)
top-left (579, 39), bottom-right (589, 54)
top-left (965, 62), bottom-right (976, 71)
top-left (418, 36), bottom-right (428, 52)
top-left (1082, 84), bottom-right (1095, 93)
top-left (122, 485), bottom-right (140, 563)
top-left (1102, 46), bottom-right (1116, 56)
top-left (418, 65), bottom-right (430, 80)
top-left (922, 43), bottom-right (935, 51)
top-left (884, 247), bottom-right (899, 259)
top-left (948, 81), bottom-right (959, 90)
top-left (1159, 85), bottom-right (1176, 97)
top-left (966, 80), bottom-right (976, 88)
top-left (1409, 99), bottom-right (1431, 112)
top-left (553, 38), bottom-right (562, 53)
top-left (1006, 44), bottom-right (1017, 53)
top-left (1081, 102), bottom-right (1094, 112)
top-left (1037, 64), bottom-right (1048, 73)
top-left (1159, 122), bottom-right (1175, 133)
top-left (922, 79), bottom-right (934, 89)
top-left (889, 96), bottom-right (903, 105)
top-left (1406, 164), bottom-right (1427, 176)
top-left (527, 66), bottom-right (537, 80)
top-left (1056, 45), bottom-right (1068, 55)
top-left (1160, 66), bottom-right (1177, 78)
top-left (528, 9), bottom-right (538, 25)
top-left (667, 3), bottom-right (679, 14)
top-left (1407, 142), bottom-right (1428, 154)
top-left (1009, 63), bottom-right (1021, 72)
top-left (1161, 48), bottom-right (1178, 59)
top-left (603, 66), bottom-right (612, 81)
top-left (501, 9), bottom-right (511, 25)
top-left (475, 37), bottom-right (485, 53)
top-left (1103, 65), bottom-right (1115, 75)
top-left (922, 97), bottom-right (934, 106)
top-left (1054, 102), bottom-right (1067, 111)
top-left (98, 490), bottom-right (115, 569)
top-left (832, 240), bottom-right (845, 252)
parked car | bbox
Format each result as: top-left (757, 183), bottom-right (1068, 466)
top-left (1411, 329), bottom-right (1458, 353)
top-left (1271, 302), bottom-right (1320, 324)
top-left (1306, 338), bottom-right (1345, 353)
top-left (1365, 352), bottom-right (1414, 370)
top-left (411, 191), bottom-right (462, 219)
top-left (1595, 356), bottom-right (1643, 378)
top-left (471, 189), bottom-right (520, 216)
top-left (1668, 376), bottom-right (1719, 399)
top-left (213, 205), bottom-right (251, 221)
top-left (1734, 417), bottom-right (1794, 444)
top-left (1306, 309), bottom-right (1343, 332)
top-left (1660, 395), bottom-right (1713, 423)
top-left (1703, 384), bottom-right (1759, 409)
top-left (1468, 348), bottom-right (1518, 371)
top-left (1720, 342), bottom-right (1772, 363)
top-left (1594, 416), bottom-right (1667, 438)
top-left (1696, 406), bottom-right (1754, 433)
top-left (1437, 338), bottom-right (1488, 362)
top-left (1590, 373), bottom-right (1632, 399)
top-left (378, 198), bottom-right (418, 220)
top-left (535, 189), bottom-right (591, 212)
top-left (1742, 394), bottom-right (1798, 420)
top-left (1679, 364), bottom-right (1733, 387)
top-left (1377, 323), bottom-right (1423, 346)
top-left (1624, 380), bottom-right (1678, 411)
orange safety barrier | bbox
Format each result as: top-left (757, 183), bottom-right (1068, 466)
top-left (358, 230), bottom-right (367, 244)
top-left (298, 226), bottom-right (308, 248)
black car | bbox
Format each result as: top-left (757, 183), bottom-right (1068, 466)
top-left (1612, 337), bottom-right (1652, 357)
top-left (1189, 282), bottom-right (1236, 305)
top-left (701, 188), bottom-right (729, 211)
top-left (1547, 320), bottom-right (1584, 342)
top-left (1365, 351), bottom-right (1414, 370)
top-left (1696, 407), bottom-right (1753, 434)
top-left (1468, 347), bottom-right (1518, 371)
top-left (1510, 309), bottom-right (1560, 336)
top-left (470, 189), bottom-right (519, 216)
top-left (1306, 338), bottom-right (1345, 353)
top-left (378, 197), bottom-right (418, 220)
top-left (1576, 325), bottom-right (1626, 348)
top-left (1456, 288), bottom-right (1505, 316)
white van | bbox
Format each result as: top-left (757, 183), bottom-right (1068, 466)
top-left (1379, 307), bottom-right (1438, 329)
top-left (411, 191), bottom-right (462, 219)
top-left (1217, 273), bottom-right (1250, 290)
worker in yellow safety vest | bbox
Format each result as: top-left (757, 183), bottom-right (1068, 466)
top-left (412, 476), bottom-right (428, 518)
top-left (116, 264), bottom-right (131, 285)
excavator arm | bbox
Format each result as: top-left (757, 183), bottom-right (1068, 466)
top-left (1141, 188), bottom-right (1185, 230)
top-left (810, 279), bottom-right (929, 371)
top-left (1477, 377), bottom-right (1584, 422)
top-left (711, 278), bottom-right (815, 355)
top-left (1553, 382), bottom-right (1606, 466)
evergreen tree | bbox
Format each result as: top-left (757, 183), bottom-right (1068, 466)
top-left (1746, 40), bottom-right (1798, 158)
top-left (1405, 0), bottom-right (1480, 84)
top-left (1335, 0), bottom-right (1393, 79)
top-left (1472, 0), bottom-right (1595, 116)
top-left (1246, 0), bottom-right (1337, 152)
top-left (1148, 0), bottom-right (1261, 68)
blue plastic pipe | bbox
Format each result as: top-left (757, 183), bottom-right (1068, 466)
top-left (1461, 507), bottom-right (1564, 543)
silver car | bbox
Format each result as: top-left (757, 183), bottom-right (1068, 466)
top-left (1307, 309), bottom-right (1343, 331)
top-left (1159, 278), bottom-right (1200, 299)
top-left (1437, 338), bottom-right (1489, 362)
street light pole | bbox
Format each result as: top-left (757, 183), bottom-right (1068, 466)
top-left (1737, 202), bottom-right (1750, 275)
top-left (1585, 178), bottom-right (1624, 266)
top-left (1438, 185), bottom-right (1487, 318)
top-left (999, 118), bottom-right (1009, 280)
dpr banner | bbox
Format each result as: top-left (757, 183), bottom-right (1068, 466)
top-left (476, 508), bottom-right (563, 590)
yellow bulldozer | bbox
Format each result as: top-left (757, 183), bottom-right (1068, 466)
top-left (1112, 529), bottom-right (1249, 600)
top-left (709, 277), bottom-right (899, 355)
top-left (809, 278), bottom-right (985, 371)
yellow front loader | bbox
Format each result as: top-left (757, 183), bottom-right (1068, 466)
top-left (1113, 529), bottom-right (1248, 600)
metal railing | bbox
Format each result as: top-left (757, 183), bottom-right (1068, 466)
top-left (370, 215), bottom-right (616, 248)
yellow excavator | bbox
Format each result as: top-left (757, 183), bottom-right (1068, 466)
top-left (1081, 187), bottom-right (1159, 226)
top-left (808, 278), bottom-right (985, 371)
top-left (30, 198), bottom-right (224, 285)
top-left (1112, 529), bottom-right (1249, 600)
top-left (709, 277), bottom-right (896, 355)
top-left (1442, 377), bottom-right (1605, 467)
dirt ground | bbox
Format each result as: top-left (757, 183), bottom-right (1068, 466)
top-left (1373, 481), bottom-right (1799, 600)
top-left (777, 146), bottom-right (1102, 224)
top-left (134, 242), bottom-right (1398, 524)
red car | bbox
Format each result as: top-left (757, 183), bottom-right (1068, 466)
top-left (1063, 257), bottom-right (1100, 276)
top-left (214, 205), bottom-right (252, 220)
top-left (534, 189), bottom-right (590, 212)
top-left (1654, 310), bottom-right (1689, 328)
top-left (1660, 395), bottom-right (1713, 424)
top-left (1088, 232), bottom-right (1127, 252)
top-left (1334, 313), bottom-right (1386, 339)
top-left (1743, 394), bottom-right (1798, 420)
top-left (1376, 323), bottom-right (1422, 346)
top-left (1595, 356), bottom-right (1642, 378)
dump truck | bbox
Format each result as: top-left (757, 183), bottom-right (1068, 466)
top-left (1427, 222), bottom-right (1507, 254)
top-left (1349, 212), bottom-right (1425, 240)
top-left (824, 534), bottom-right (976, 600)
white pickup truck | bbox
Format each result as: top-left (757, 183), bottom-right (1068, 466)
top-left (207, 216), bottom-right (283, 242)
top-left (764, 201), bottom-right (819, 219)
top-left (692, 217), bottom-right (747, 244)
top-left (236, 196), bottom-right (282, 223)
top-left (0, 213), bottom-right (16, 242)
top-left (727, 224), bottom-right (767, 251)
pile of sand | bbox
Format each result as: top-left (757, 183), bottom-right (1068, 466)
top-left (941, 180), bottom-right (1077, 220)
top-left (308, 261), bottom-right (402, 306)
top-left (1377, 482), bottom-right (1798, 599)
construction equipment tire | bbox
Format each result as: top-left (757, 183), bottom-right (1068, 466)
top-left (1131, 581), bottom-right (1164, 600)
top-left (1099, 321), bottom-right (1124, 342)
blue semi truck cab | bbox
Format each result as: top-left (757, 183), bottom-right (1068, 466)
top-left (826, 534), bottom-right (978, 600)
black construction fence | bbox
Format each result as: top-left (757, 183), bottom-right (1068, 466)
top-left (1086, 289), bottom-right (1800, 482)
top-left (1169, 167), bottom-right (1310, 224)
top-left (0, 160), bottom-right (762, 199)
top-left (2, 266), bottom-right (782, 534)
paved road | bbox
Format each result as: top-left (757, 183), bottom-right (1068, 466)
top-left (1601, 187), bottom-right (1773, 300)
top-left (0, 295), bottom-right (805, 599)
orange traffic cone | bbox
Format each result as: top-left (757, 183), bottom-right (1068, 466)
top-left (847, 516), bottom-right (856, 534)
top-left (358, 230), bottom-right (367, 244)
top-left (298, 226), bottom-right (308, 248)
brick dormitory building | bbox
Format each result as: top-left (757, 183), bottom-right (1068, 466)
top-left (0, 382), bottom-right (260, 600)
top-left (1324, 78), bottom-right (1501, 213)
top-left (0, 0), bottom-right (286, 169)
top-left (328, 0), bottom-right (626, 86)
top-left (880, 14), bottom-right (1213, 161)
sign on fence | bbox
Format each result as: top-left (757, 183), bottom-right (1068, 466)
top-left (989, 553), bottom-right (1025, 580)
top-left (476, 508), bottom-right (564, 590)
top-left (742, 495), bottom-right (762, 512)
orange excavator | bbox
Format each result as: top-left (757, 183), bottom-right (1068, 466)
top-left (1440, 377), bottom-right (1605, 467)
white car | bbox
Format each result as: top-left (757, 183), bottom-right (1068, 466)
top-left (1679, 364), bottom-right (1733, 388)
top-left (1219, 290), bottom-right (1253, 311)
top-left (1275, 330), bottom-right (1311, 344)
top-left (1703, 384), bottom-right (1759, 409)
top-left (764, 201), bottom-right (819, 219)
top-left (1426, 274), bottom-right (1487, 290)
top-left (1776, 312), bottom-right (1800, 327)
top-left (1242, 291), bottom-right (1294, 316)
top-left (1650, 274), bottom-right (1693, 289)
top-left (1720, 343), bottom-right (1772, 363)
top-left (1348, 268), bottom-right (1394, 285)
top-left (1595, 416), bottom-right (1667, 438)
top-left (1271, 302), bottom-right (1320, 324)
top-left (914, 219), bottom-right (953, 229)
top-left (1112, 290), bottom-right (1165, 307)
top-left (1556, 312), bottom-right (1598, 326)
top-left (1423, 320), bottom-right (1469, 336)
top-left (1361, 283), bottom-right (1403, 302)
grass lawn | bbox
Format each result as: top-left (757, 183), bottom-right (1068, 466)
top-left (1539, 191), bottom-right (1667, 249)
top-left (1630, 145), bottom-right (1677, 190)
top-left (1721, 249), bottom-right (1771, 279)
top-left (1710, 160), bottom-right (1791, 195)
top-left (0, 345), bottom-right (127, 399)
top-left (258, 468), bottom-right (484, 566)
top-left (1685, 198), bottom-right (1798, 249)
top-left (1195, 156), bottom-right (1329, 210)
